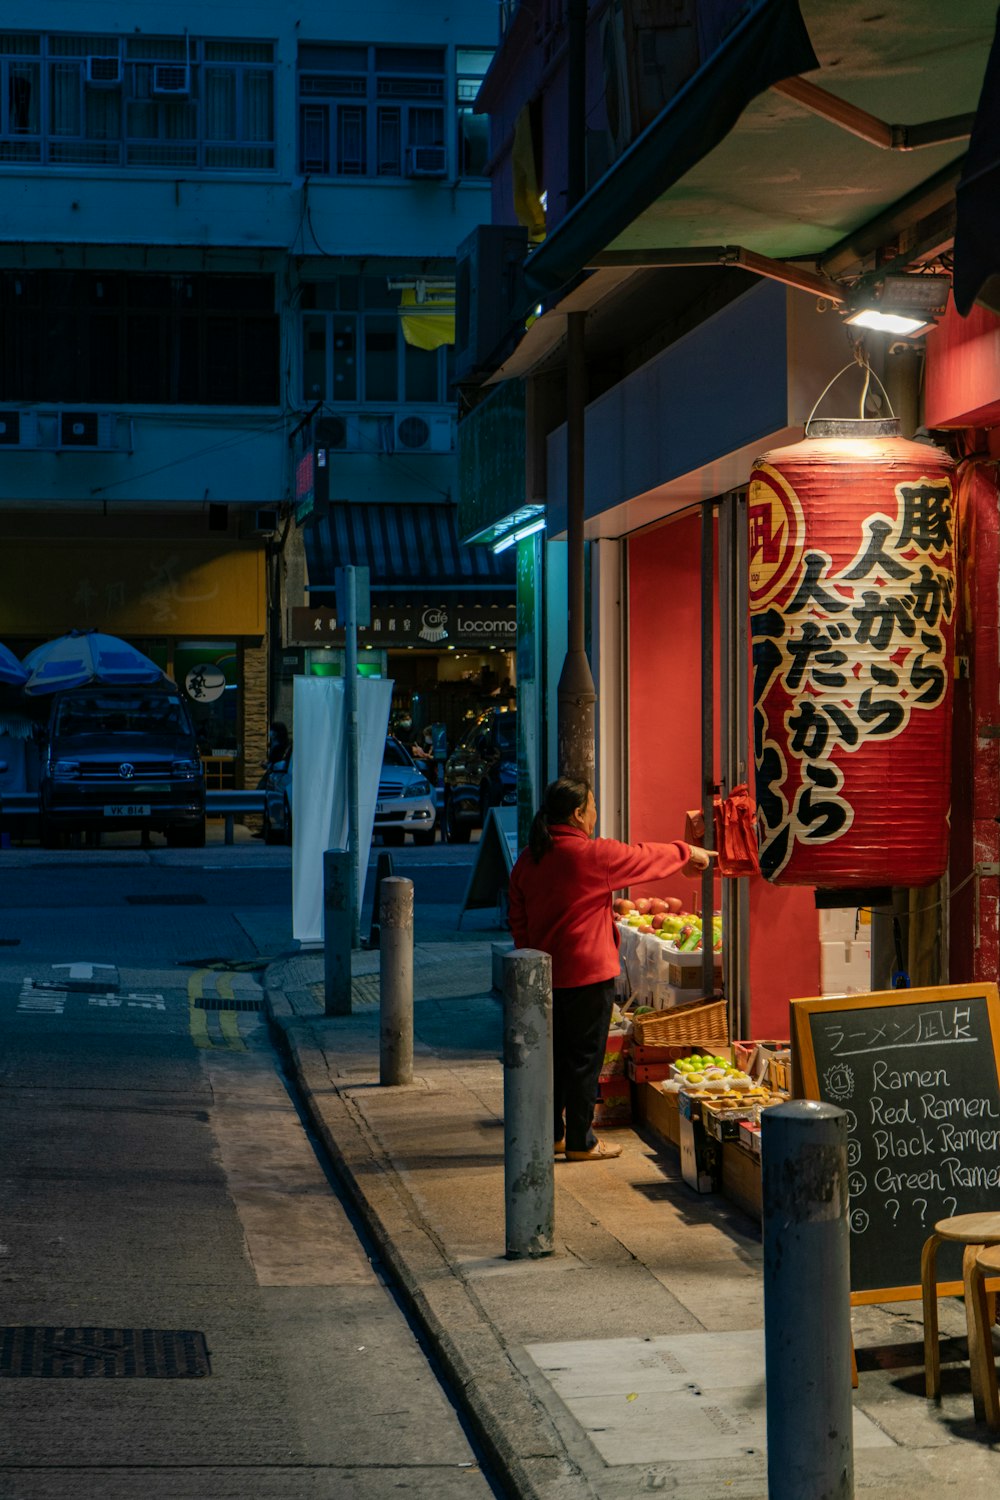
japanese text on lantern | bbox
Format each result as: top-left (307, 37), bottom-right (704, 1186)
top-left (750, 464), bottom-right (955, 881)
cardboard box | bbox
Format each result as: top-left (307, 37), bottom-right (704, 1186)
top-left (600, 1029), bottom-right (627, 1078)
top-left (594, 1075), bottom-right (631, 1126)
top-left (738, 1120), bottom-right (762, 1157)
top-left (702, 1103), bottom-right (758, 1143)
top-left (821, 938), bottom-right (872, 996)
top-left (679, 1111), bottom-right (720, 1193)
top-left (627, 1058), bottom-right (675, 1083)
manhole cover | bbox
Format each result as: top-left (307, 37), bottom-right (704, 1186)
top-left (0, 1327), bottom-right (210, 1378)
top-left (125, 894), bottom-right (207, 906)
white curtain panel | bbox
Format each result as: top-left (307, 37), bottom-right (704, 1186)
top-left (291, 673), bottom-right (393, 945)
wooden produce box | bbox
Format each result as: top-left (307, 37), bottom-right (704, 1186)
top-left (635, 1079), bottom-right (681, 1148)
top-left (721, 1140), bottom-right (762, 1221)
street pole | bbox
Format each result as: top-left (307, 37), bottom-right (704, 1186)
top-left (379, 877), bottom-right (414, 1086)
top-left (343, 564), bottom-right (361, 949)
top-left (557, 310), bottom-right (596, 785)
top-left (762, 1100), bottom-right (854, 1500)
top-left (323, 848), bottom-right (352, 1016)
top-left (502, 948), bottom-right (554, 1260)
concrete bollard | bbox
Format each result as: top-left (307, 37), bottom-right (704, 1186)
top-left (762, 1099), bottom-right (853, 1500)
top-left (502, 949), bottom-right (554, 1260)
top-left (379, 877), bottom-right (414, 1085)
top-left (323, 848), bottom-right (352, 1017)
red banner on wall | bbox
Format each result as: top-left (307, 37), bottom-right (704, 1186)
top-left (749, 431), bottom-right (956, 888)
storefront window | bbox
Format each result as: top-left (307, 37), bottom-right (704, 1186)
top-left (174, 641), bottom-right (239, 781)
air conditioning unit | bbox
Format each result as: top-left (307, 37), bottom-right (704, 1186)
top-left (58, 412), bottom-right (116, 450)
top-left (86, 55), bottom-right (122, 88)
top-left (0, 411), bottom-right (39, 448)
top-left (252, 507), bottom-right (279, 536)
top-left (454, 224), bottom-right (529, 382)
top-left (406, 144), bottom-right (447, 179)
top-left (152, 64), bottom-right (191, 96)
top-left (316, 413), bottom-right (362, 452)
top-left (393, 413), bottom-right (452, 454)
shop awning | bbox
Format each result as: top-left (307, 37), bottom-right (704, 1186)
top-left (304, 503), bottom-right (515, 598)
top-left (954, 8), bottom-right (1000, 314)
top-left (524, 0), bottom-right (993, 295)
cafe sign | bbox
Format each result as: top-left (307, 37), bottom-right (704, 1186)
top-left (290, 603), bottom-right (516, 649)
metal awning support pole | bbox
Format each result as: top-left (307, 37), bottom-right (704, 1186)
top-left (557, 311), bottom-right (596, 785)
top-left (718, 491), bottom-right (752, 1038)
top-left (701, 502), bottom-right (716, 999)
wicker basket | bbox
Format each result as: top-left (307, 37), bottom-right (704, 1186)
top-left (630, 997), bottom-right (728, 1048)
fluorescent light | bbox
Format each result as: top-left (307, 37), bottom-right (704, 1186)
top-left (845, 308), bottom-right (932, 336)
top-left (492, 517), bottom-right (547, 555)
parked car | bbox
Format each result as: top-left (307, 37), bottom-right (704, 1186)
top-left (262, 736), bottom-right (437, 846)
top-left (442, 707), bottom-right (517, 843)
top-left (39, 684), bottom-right (206, 848)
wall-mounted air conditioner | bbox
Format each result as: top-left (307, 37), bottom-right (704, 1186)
top-left (0, 411), bottom-right (39, 448)
top-left (316, 413), bottom-right (362, 453)
top-left (393, 412), bottom-right (452, 454)
top-left (153, 64), bottom-right (191, 96)
top-left (58, 412), bottom-right (116, 450)
top-left (454, 224), bottom-right (529, 382)
top-left (406, 145), bottom-right (447, 179)
top-left (86, 56), bottom-right (122, 87)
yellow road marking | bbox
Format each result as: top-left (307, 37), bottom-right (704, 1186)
top-left (216, 974), bottom-right (246, 1051)
top-left (187, 970), bottom-right (213, 1049)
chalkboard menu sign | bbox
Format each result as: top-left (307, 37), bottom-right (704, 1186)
top-left (792, 984), bottom-right (1000, 1302)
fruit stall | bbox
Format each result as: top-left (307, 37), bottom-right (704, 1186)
top-left (606, 902), bottom-right (791, 1214)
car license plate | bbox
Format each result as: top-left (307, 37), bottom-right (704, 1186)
top-left (375, 802), bottom-right (385, 814)
top-left (104, 804), bottom-right (151, 817)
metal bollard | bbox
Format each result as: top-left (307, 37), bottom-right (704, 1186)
top-left (502, 949), bottom-right (554, 1260)
top-left (379, 877), bottom-right (414, 1085)
top-left (323, 848), bottom-right (352, 1017)
top-left (762, 1100), bottom-right (853, 1500)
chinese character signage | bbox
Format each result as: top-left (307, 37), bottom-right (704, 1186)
top-left (749, 428), bottom-right (956, 887)
top-left (290, 603), bottom-right (516, 650)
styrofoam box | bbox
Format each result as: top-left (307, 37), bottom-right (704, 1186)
top-left (821, 938), bottom-right (872, 997)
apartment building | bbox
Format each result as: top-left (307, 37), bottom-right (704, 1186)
top-left (0, 1), bottom-right (507, 787)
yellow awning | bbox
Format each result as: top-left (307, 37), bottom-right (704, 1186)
top-left (399, 288), bottom-right (455, 350)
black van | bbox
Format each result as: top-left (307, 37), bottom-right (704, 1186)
top-left (39, 683), bottom-right (206, 848)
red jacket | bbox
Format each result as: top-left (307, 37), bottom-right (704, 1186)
top-left (508, 825), bottom-right (691, 989)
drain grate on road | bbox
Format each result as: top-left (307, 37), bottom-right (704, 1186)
top-left (125, 894), bottom-right (207, 906)
top-left (0, 1327), bottom-right (211, 1378)
top-left (192, 995), bottom-right (263, 1012)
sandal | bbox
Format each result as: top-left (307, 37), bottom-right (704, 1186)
top-left (554, 1138), bottom-right (566, 1156)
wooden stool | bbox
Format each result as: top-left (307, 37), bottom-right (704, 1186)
top-left (921, 1212), bottom-right (1000, 1412)
top-left (968, 1244), bottom-right (1000, 1429)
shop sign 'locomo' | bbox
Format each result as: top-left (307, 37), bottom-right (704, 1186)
top-left (749, 424), bottom-right (956, 888)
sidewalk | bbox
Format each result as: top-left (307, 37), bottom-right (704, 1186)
top-left (264, 943), bottom-right (1000, 1499)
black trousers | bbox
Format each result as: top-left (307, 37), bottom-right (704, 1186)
top-left (552, 979), bottom-right (616, 1153)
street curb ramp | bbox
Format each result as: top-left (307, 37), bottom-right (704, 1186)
top-left (265, 978), bottom-right (595, 1500)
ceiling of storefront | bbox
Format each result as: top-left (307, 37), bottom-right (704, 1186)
top-left (526, 0), bottom-right (995, 293)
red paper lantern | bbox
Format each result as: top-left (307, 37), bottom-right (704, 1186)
top-left (749, 418), bottom-right (956, 887)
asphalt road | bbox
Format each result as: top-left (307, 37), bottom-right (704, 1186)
top-left (0, 843), bottom-right (504, 1499)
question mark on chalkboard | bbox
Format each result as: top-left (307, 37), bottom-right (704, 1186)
top-left (945, 1196), bottom-right (958, 1219)
top-left (914, 1198), bottom-right (928, 1224)
top-left (886, 1198), bottom-right (900, 1223)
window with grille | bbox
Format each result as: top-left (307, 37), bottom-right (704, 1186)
top-left (0, 31), bottom-right (275, 169)
top-left (300, 278), bottom-right (447, 408)
top-left (297, 44), bottom-right (446, 178)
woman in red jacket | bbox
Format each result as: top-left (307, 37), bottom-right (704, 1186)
top-left (508, 777), bottom-right (714, 1161)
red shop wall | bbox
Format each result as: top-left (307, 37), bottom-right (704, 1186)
top-left (626, 512), bottom-right (819, 1037)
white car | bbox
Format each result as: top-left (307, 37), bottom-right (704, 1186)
top-left (262, 736), bottom-right (436, 846)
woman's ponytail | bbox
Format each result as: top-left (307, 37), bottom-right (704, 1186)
top-left (528, 809), bottom-right (552, 863)
top-left (528, 776), bottom-right (591, 863)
